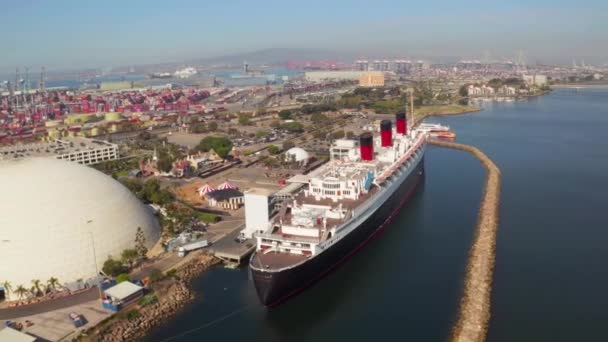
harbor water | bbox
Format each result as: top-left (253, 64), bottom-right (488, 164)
top-left (146, 88), bottom-right (608, 341)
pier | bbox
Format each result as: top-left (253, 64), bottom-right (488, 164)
top-left (429, 139), bottom-right (501, 342)
top-left (210, 226), bottom-right (256, 265)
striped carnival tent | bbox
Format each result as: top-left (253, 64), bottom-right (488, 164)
top-left (217, 181), bottom-right (238, 190)
top-left (197, 184), bottom-right (216, 197)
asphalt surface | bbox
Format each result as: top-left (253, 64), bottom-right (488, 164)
top-left (0, 288), bottom-right (99, 320)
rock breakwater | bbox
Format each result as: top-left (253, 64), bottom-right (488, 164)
top-left (90, 253), bottom-right (220, 342)
top-left (429, 139), bottom-right (501, 342)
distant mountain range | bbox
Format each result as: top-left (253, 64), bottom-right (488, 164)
top-left (194, 48), bottom-right (353, 66)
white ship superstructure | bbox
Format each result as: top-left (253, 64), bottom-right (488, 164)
top-left (251, 112), bottom-right (427, 266)
top-left (174, 67), bottom-right (198, 79)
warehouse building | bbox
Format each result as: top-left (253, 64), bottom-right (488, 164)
top-left (0, 137), bottom-right (118, 165)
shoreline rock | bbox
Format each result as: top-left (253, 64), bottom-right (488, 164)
top-left (429, 139), bottom-right (501, 342)
top-left (89, 253), bottom-right (221, 342)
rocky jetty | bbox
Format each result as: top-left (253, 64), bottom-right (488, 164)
top-left (91, 253), bottom-right (220, 342)
top-left (429, 139), bottom-right (502, 342)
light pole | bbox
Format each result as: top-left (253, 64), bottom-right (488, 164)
top-left (86, 222), bottom-right (103, 300)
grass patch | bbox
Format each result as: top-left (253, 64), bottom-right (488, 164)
top-left (414, 104), bottom-right (480, 118)
top-left (195, 212), bottom-right (221, 223)
top-left (138, 294), bottom-right (158, 307)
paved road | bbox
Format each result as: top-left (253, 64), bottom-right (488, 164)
top-left (0, 288), bottom-right (100, 320)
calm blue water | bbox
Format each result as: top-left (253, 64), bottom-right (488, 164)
top-left (438, 89), bottom-right (608, 342)
top-left (46, 74), bottom-right (146, 88)
top-left (146, 88), bottom-right (608, 341)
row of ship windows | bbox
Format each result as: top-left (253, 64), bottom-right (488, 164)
top-left (261, 239), bottom-right (311, 248)
top-left (312, 188), bottom-right (352, 196)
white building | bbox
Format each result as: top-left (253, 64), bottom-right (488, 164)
top-left (498, 85), bottom-right (517, 96)
top-left (523, 74), bottom-right (548, 86)
top-left (285, 147), bottom-right (310, 164)
top-left (243, 188), bottom-right (276, 238)
top-left (0, 138), bottom-right (118, 165)
top-left (467, 85), bottom-right (483, 96)
top-left (0, 158), bottom-right (161, 301)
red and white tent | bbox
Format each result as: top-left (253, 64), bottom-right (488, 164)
top-left (217, 181), bottom-right (238, 190)
top-left (197, 184), bottom-right (216, 196)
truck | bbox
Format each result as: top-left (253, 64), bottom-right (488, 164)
top-left (177, 239), bottom-right (209, 257)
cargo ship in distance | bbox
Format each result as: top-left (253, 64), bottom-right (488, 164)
top-left (249, 112), bottom-right (427, 306)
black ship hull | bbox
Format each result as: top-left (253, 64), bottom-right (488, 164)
top-left (250, 157), bottom-right (425, 306)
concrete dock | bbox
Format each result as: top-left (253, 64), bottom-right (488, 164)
top-left (210, 225), bottom-right (256, 264)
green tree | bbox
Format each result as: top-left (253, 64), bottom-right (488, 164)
top-left (238, 114), bottom-right (251, 125)
top-left (345, 131), bottom-right (355, 139)
top-left (149, 189), bottom-right (173, 205)
top-left (116, 273), bottom-right (130, 284)
top-left (196, 136), bottom-right (233, 159)
top-left (149, 268), bottom-right (164, 283)
top-left (281, 122), bottom-right (304, 133)
top-left (311, 112), bottom-right (330, 125)
top-left (121, 249), bottom-right (139, 266)
top-left (157, 156), bottom-right (173, 173)
top-left (256, 130), bottom-right (270, 138)
top-left (103, 257), bottom-right (127, 277)
top-left (31, 279), bottom-right (43, 297)
top-left (208, 121), bottom-right (218, 131)
top-left (46, 277), bottom-right (60, 292)
top-left (459, 85), bottom-right (469, 97)
top-left (190, 123), bottom-right (207, 133)
top-left (15, 285), bottom-right (28, 300)
top-left (278, 110), bottom-right (293, 120)
top-left (313, 130), bottom-right (328, 139)
top-left (331, 130), bottom-right (345, 139)
top-left (267, 145), bottom-right (280, 155)
top-left (2, 281), bottom-right (12, 299)
top-left (135, 227), bottom-right (148, 257)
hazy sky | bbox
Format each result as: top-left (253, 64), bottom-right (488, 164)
top-left (1, 0), bottom-right (607, 70)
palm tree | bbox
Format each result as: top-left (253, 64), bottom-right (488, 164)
top-left (15, 285), bottom-right (28, 300)
top-left (1, 281), bottom-right (12, 299)
top-left (31, 279), bottom-right (43, 297)
top-left (47, 277), bottom-right (60, 292)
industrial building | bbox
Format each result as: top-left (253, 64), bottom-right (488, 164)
top-left (0, 158), bottom-right (161, 301)
top-left (305, 71), bottom-right (370, 82)
top-left (0, 137), bottom-right (118, 165)
top-left (355, 59), bottom-right (413, 74)
top-left (359, 72), bottom-right (385, 87)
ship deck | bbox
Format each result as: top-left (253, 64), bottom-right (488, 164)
top-left (293, 186), bottom-right (377, 211)
top-left (251, 251), bottom-right (308, 270)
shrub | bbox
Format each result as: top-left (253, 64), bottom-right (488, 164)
top-left (138, 294), bottom-right (158, 307)
top-left (149, 268), bottom-right (164, 283)
top-left (196, 212), bottom-right (221, 223)
top-left (267, 145), bottom-right (280, 155)
top-left (119, 309), bottom-right (140, 321)
top-left (166, 269), bottom-right (179, 279)
top-left (116, 273), bottom-right (130, 284)
top-left (102, 257), bottom-right (128, 277)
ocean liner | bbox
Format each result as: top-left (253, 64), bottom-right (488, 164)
top-left (249, 112), bottom-right (427, 306)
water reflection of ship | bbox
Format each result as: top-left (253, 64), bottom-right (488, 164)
top-left (148, 72), bottom-right (173, 79)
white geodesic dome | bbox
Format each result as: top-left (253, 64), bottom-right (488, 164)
top-left (0, 158), bottom-right (160, 299)
top-left (285, 147), bottom-right (310, 162)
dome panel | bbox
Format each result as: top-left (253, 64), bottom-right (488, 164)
top-left (0, 158), bottom-right (160, 299)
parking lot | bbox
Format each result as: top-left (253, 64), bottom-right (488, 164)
top-left (6, 300), bottom-right (112, 342)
